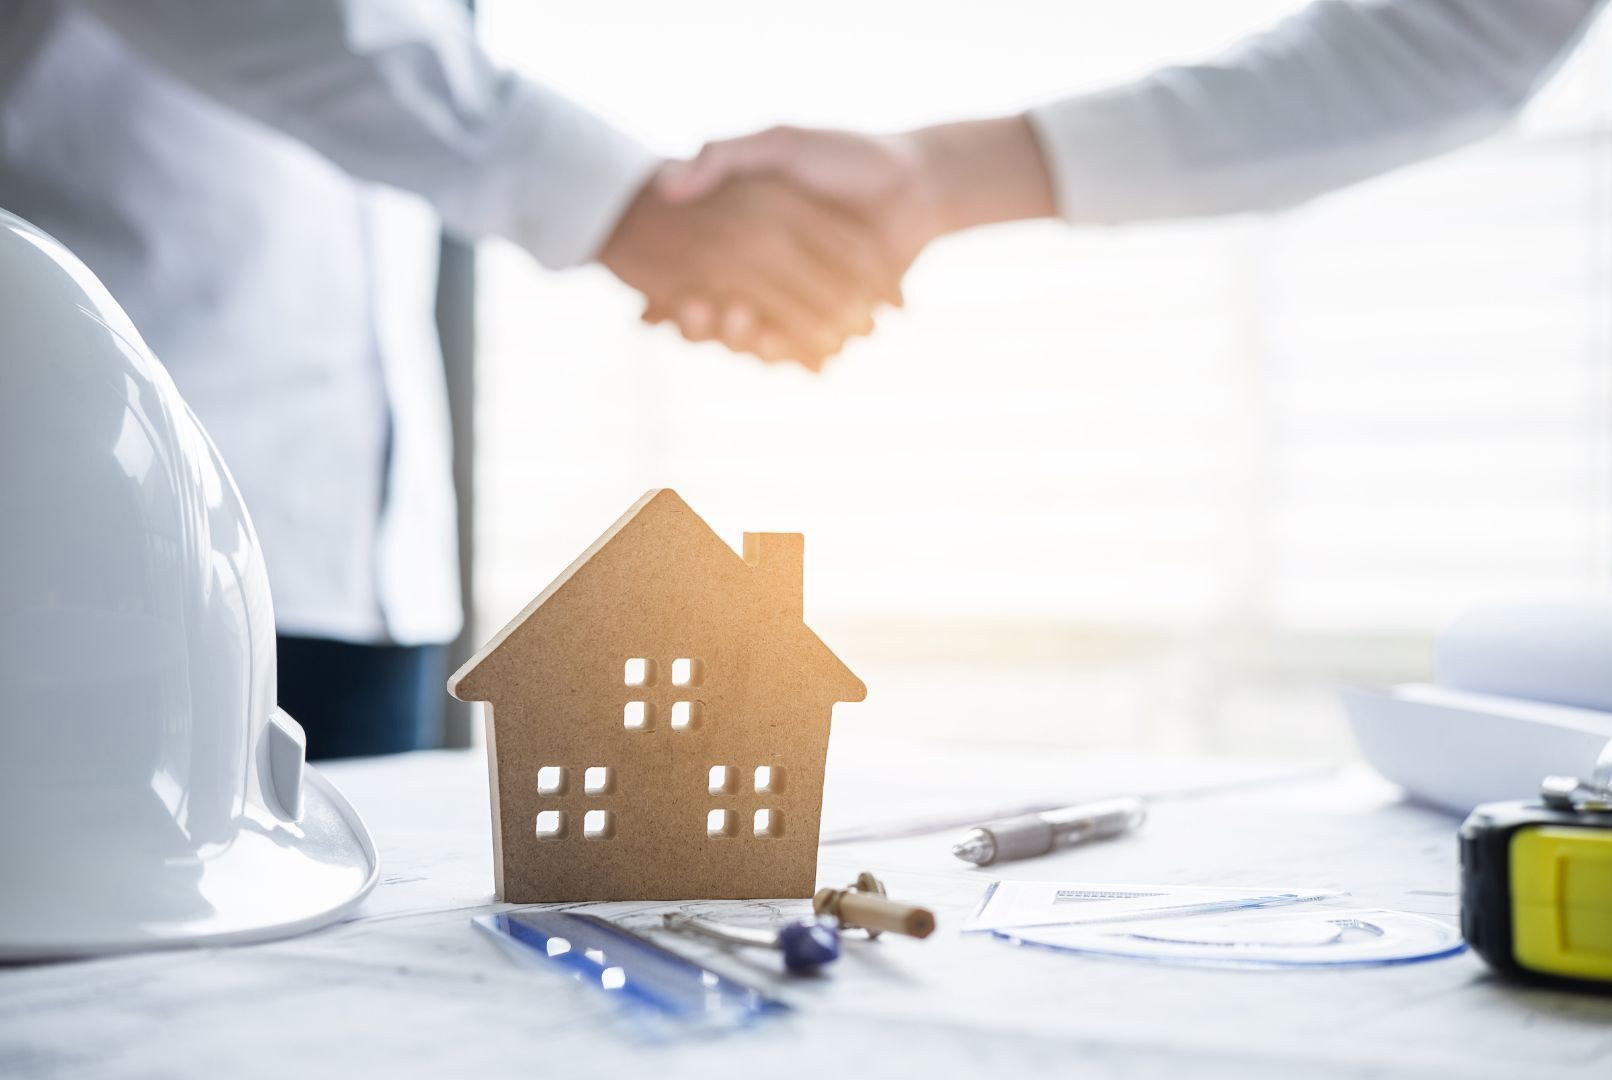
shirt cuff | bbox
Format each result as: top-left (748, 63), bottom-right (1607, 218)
top-left (1027, 86), bottom-right (1192, 226)
top-left (468, 82), bottom-right (661, 270)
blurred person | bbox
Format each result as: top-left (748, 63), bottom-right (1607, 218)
top-left (653, 0), bottom-right (1602, 340)
top-left (0, 0), bottom-right (895, 758)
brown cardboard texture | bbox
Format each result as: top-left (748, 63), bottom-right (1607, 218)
top-left (447, 489), bottom-right (866, 902)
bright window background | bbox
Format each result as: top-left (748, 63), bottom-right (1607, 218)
top-left (472, 1), bottom-right (1612, 758)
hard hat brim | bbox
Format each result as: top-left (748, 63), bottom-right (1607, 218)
top-left (0, 766), bottom-right (378, 960)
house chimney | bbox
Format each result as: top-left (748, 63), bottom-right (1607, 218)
top-left (743, 532), bottom-right (803, 618)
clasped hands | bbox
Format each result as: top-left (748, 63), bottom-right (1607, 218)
top-left (598, 127), bottom-right (945, 372)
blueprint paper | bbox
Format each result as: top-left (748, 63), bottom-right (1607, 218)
top-left (5, 744), bottom-right (1611, 1080)
top-left (963, 881), bottom-right (1341, 933)
top-left (1436, 598), bottom-right (1612, 713)
top-left (1343, 684), bottom-right (1612, 815)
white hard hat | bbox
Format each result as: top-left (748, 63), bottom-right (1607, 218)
top-left (0, 209), bottom-right (377, 958)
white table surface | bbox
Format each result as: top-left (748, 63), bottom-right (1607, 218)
top-left (3, 734), bottom-right (1610, 1079)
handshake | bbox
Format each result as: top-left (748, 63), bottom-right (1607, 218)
top-left (598, 120), bottom-right (1052, 372)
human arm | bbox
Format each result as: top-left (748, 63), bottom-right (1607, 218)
top-left (1026, 0), bottom-right (1603, 223)
top-left (661, 0), bottom-right (1602, 255)
top-left (71, 0), bottom-right (652, 270)
top-left (69, 0), bottom-right (893, 367)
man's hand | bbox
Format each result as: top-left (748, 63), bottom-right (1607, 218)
top-left (649, 119), bottom-right (1057, 355)
top-left (600, 169), bottom-right (899, 370)
top-left (658, 127), bottom-right (949, 273)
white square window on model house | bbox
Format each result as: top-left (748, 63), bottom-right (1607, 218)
top-left (448, 489), bottom-right (866, 903)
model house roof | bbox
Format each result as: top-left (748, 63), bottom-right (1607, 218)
top-left (448, 489), bottom-right (865, 705)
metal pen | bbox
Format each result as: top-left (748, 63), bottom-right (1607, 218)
top-left (951, 796), bottom-right (1146, 866)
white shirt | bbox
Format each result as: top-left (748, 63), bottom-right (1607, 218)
top-left (1030, 0), bottom-right (1604, 224)
top-left (0, 0), bottom-right (659, 645)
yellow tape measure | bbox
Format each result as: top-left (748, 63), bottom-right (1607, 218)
top-left (1461, 746), bottom-right (1612, 991)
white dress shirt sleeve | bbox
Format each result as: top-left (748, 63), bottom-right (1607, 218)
top-left (69, 0), bottom-right (660, 268)
top-left (1028, 0), bottom-right (1605, 224)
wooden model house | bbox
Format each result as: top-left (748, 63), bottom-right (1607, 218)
top-left (448, 490), bottom-right (866, 902)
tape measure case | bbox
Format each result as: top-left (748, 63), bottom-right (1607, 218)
top-left (1460, 800), bottom-right (1612, 991)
